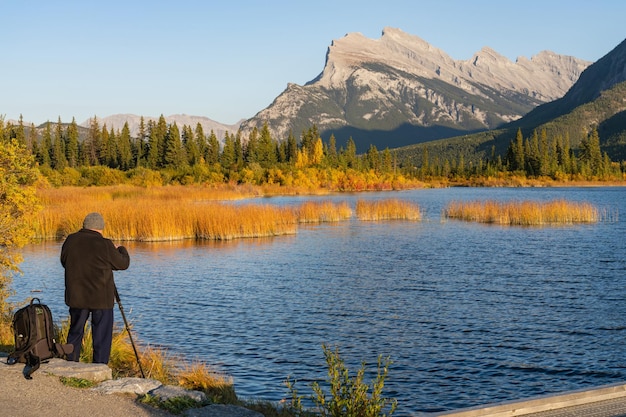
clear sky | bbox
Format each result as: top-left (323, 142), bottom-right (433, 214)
top-left (2, 0), bottom-right (625, 126)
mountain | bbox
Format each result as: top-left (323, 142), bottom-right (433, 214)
top-left (80, 114), bottom-right (241, 141)
top-left (239, 27), bottom-right (590, 152)
top-left (395, 37), bottom-right (626, 164)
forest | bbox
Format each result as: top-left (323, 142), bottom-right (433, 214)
top-left (1, 114), bottom-right (624, 190)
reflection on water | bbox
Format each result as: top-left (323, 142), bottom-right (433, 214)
top-left (12, 187), bottom-right (626, 415)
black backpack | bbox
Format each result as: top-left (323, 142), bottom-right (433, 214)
top-left (6, 298), bottom-right (73, 379)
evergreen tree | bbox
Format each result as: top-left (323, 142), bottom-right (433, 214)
top-left (257, 122), bottom-right (276, 167)
top-left (206, 130), bottom-right (220, 165)
top-left (381, 148), bottom-right (393, 174)
top-left (366, 144), bottom-right (380, 172)
top-left (163, 122), bottom-right (186, 169)
top-left (194, 123), bottom-right (207, 162)
top-left (52, 117), bottom-right (67, 170)
top-left (286, 130), bottom-right (298, 164)
top-left (245, 127), bottom-right (259, 163)
top-left (343, 137), bottom-right (357, 169)
top-left (118, 122), bottom-right (133, 170)
top-left (83, 117), bottom-right (101, 166)
top-left (65, 118), bottom-right (79, 168)
top-left (182, 124), bottom-right (200, 166)
top-left (579, 128), bottom-right (603, 176)
top-left (234, 131), bottom-right (244, 166)
top-left (39, 122), bottom-right (52, 167)
top-left (325, 134), bottom-right (338, 168)
top-left (135, 116), bottom-right (147, 166)
top-left (220, 131), bottom-right (235, 169)
top-left (28, 123), bottom-right (39, 162)
top-left (15, 115), bottom-right (26, 148)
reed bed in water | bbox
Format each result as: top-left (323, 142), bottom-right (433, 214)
top-left (444, 199), bottom-right (599, 225)
top-left (34, 187), bottom-right (358, 241)
top-left (35, 199), bottom-right (298, 241)
top-left (296, 201), bottom-right (353, 223)
top-left (355, 199), bottom-right (422, 221)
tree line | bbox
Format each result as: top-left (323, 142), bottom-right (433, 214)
top-left (1, 115), bottom-right (624, 187)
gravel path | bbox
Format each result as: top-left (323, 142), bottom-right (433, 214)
top-left (0, 358), bottom-right (173, 417)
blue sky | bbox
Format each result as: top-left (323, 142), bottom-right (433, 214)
top-left (2, 0), bottom-right (625, 126)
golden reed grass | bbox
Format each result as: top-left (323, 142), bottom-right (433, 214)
top-left (444, 199), bottom-right (599, 225)
top-left (296, 201), bottom-right (353, 223)
top-left (355, 199), bottom-right (422, 221)
top-left (34, 186), bottom-right (360, 241)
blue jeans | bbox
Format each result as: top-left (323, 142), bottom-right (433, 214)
top-left (67, 308), bottom-right (114, 364)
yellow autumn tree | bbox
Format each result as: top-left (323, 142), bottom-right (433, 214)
top-left (0, 134), bottom-right (42, 343)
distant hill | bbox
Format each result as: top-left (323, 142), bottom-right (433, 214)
top-left (81, 114), bottom-right (241, 142)
top-left (240, 27), bottom-right (589, 152)
top-left (395, 38), bottom-right (626, 165)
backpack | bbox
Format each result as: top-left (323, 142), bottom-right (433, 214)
top-left (6, 298), bottom-right (73, 379)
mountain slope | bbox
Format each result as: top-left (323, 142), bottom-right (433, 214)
top-left (240, 27), bottom-right (590, 152)
top-left (396, 38), bottom-right (626, 165)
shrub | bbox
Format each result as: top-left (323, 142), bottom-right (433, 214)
top-left (287, 345), bottom-right (397, 417)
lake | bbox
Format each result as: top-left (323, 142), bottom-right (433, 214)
top-left (11, 187), bottom-right (626, 415)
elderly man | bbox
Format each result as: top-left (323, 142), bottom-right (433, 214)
top-left (60, 212), bottom-right (130, 364)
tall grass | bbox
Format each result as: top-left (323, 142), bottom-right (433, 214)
top-left (356, 199), bottom-right (422, 221)
top-left (35, 186), bottom-right (298, 241)
top-left (35, 187), bottom-right (430, 241)
top-left (444, 199), bottom-right (599, 225)
top-left (55, 319), bottom-right (233, 397)
top-left (296, 201), bottom-right (353, 223)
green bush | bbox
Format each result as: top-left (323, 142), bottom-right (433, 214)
top-left (287, 344), bottom-right (397, 417)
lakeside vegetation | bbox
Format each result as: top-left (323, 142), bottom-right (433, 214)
top-left (1, 116), bottom-right (624, 193)
top-left (33, 185), bottom-right (424, 241)
top-left (444, 199), bottom-right (600, 225)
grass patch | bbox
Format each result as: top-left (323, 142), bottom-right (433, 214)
top-left (177, 362), bottom-right (237, 404)
top-left (140, 394), bottom-right (208, 415)
top-left (356, 199), bottom-right (422, 221)
top-left (59, 376), bottom-right (96, 388)
top-left (296, 201), bottom-right (353, 223)
top-left (444, 199), bottom-right (599, 225)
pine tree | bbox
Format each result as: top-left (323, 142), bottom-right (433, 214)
top-left (39, 122), bottom-right (52, 167)
top-left (65, 118), bottom-right (79, 168)
top-left (245, 127), bottom-right (259, 163)
top-left (286, 131), bottom-right (298, 164)
top-left (194, 123), bottom-right (207, 162)
top-left (28, 123), bottom-right (39, 161)
top-left (118, 122), bottom-right (133, 170)
top-left (182, 125), bottom-right (200, 166)
top-left (163, 122), bottom-right (186, 169)
top-left (206, 130), bottom-right (220, 165)
top-left (83, 117), bottom-right (101, 166)
top-left (220, 131), bottom-right (235, 169)
top-left (51, 117), bottom-right (67, 170)
top-left (325, 134), bottom-right (338, 168)
top-left (15, 115), bottom-right (26, 148)
top-left (343, 137), bottom-right (357, 169)
top-left (257, 122), bottom-right (276, 167)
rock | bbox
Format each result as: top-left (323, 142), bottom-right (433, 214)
top-left (92, 377), bottom-right (162, 395)
top-left (182, 404), bottom-right (264, 417)
top-left (149, 384), bottom-right (207, 402)
top-left (41, 358), bottom-right (112, 382)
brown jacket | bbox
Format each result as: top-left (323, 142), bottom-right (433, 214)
top-left (61, 229), bottom-right (130, 309)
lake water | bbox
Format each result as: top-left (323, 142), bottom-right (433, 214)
top-left (11, 187), bottom-right (626, 415)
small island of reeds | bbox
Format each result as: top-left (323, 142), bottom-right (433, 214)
top-left (443, 199), bottom-right (599, 226)
top-left (356, 199), bottom-right (422, 221)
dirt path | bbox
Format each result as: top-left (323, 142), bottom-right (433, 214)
top-left (0, 358), bottom-right (172, 417)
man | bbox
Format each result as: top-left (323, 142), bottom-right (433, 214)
top-left (60, 212), bottom-right (130, 364)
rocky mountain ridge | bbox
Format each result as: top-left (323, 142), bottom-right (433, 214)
top-left (240, 27), bottom-right (590, 152)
